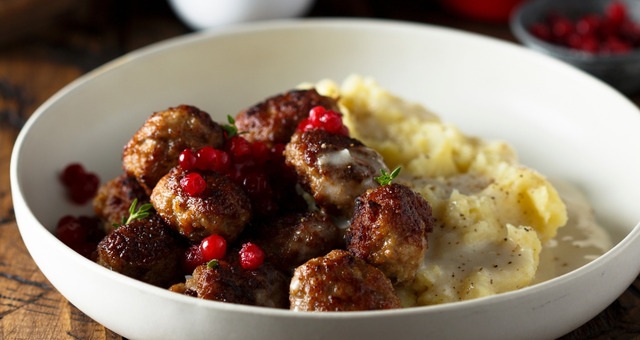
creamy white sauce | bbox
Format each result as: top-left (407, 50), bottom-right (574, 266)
top-left (317, 149), bottom-right (353, 167)
top-left (316, 149), bottom-right (354, 198)
top-left (534, 179), bottom-right (612, 283)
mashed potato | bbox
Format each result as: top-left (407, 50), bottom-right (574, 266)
top-left (311, 75), bottom-right (570, 306)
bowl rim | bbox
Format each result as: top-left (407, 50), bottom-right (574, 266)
top-left (10, 16), bottom-right (640, 322)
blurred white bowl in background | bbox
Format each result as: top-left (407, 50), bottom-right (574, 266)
top-left (168, 0), bottom-right (314, 30)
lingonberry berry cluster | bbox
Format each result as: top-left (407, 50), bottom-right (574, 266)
top-left (529, 1), bottom-right (640, 54)
top-left (178, 135), bottom-right (282, 217)
top-left (182, 235), bottom-right (265, 272)
top-left (60, 163), bottom-right (100, 204)
top-left (297, 106), bottom-right (349, 136)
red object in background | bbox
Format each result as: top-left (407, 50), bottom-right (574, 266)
top-left (441, 0), bottom-right (526, 22)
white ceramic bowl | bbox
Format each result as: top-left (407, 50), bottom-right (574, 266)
top-left (168, 0), bottom-right (314, 30)
top-left (11, 19), bottom-right (640, 340)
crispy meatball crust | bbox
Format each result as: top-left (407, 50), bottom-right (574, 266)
top-left (122, 105), bottom-right (225, 194)
top-left (346, 183), bottom-right (433, 284)
top-left (96, 216), bottom-right (185, 288)
top-left (234, 89), bottom-right (340, 146)
top-left (289, 249), bottom-right (401, 311)
top-left (250, 210), bottom-right (341, 273)
top-left (150, 167), bottom-right (252, 242)
top-left (284, 129), bottom-right (388, 217)
top-left (179, 256), bottom-right (289, 308)
top-left (93, 173), bottom-right (149, 234)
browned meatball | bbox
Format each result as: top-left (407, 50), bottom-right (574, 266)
top-left (289, 249), bottom-right (401, 311)
top-left (250, 210), bottom-right (342, 273)
top-left (122, 105), bottom-right (225, 194)
top-left (150, 167), bottom-right (251, 242)
top-left (284, 129), bottom-right (388, 218)
top-left (346, 183), bottom-right (433, 284)
top-left (96, 216), bottom-right (185, 288)
top-left (93, 173), bottom-right (149, 234)
top-left (178, 256), bottom-right (289, 308)
top-left (234, 89), bottom-right (340, 146)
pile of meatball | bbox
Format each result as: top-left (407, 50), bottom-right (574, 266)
top-left (91, 88), bottom-right (433, 311)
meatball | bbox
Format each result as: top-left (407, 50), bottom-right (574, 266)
top-left (96, 216), bottom-right (185, 288)
top-left (93, 173), bottom-right (149, 234)
top-left (346, 183), bottom-right (433, 284)
top-left (234, 89), bottom-right (340, 146)
top-left (289, 249), bottom-right (401, 311)
top-left (284, 128), bottom-right (388, 218)
top-left (250, 210), bottom-right (342, 273)
top-left (150, 166), bottom-right (251, 242)
top-left (176, 255), bottom-right (289, 308)
top-left (122, 105), bottom-right (225, 194)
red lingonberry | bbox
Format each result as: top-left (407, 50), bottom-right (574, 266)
top-left (576, 15), bottom-right (601, 36)
top-left (250, 141), bottom-right (270, 166)
top-left (308, 106), bottom-right (325, 122)
top-left (60, 163), bottom-right (85, 186)
top-left (194, 146), bottom-right (216, 170)
top-left (210, 149), bottom-right (231, 173)
top-left (603, 35), bottom-right (632, 53)
top-left (183, 244), bottom-right (205, 273)
top-left (179, 148), bottom-right (197, 170)
top-left (566, 33), bottom-right (583, 49)
top-left (551, 16), bottom-right (573, 42)
top-left (194, 146), bottom-right (231, 173)
top-left (319, 111), bottom-right (347, 135)
top-left (239, 242), bottom-right (265, 270)
top-left (60, 163), bottom-right (100, 205)
top-left (227, 136), bottom-right (253, 162)
top-left (56, 215), bottom-right (87, 247)
top-left (296, 118), bottom-right (315, 132)
top-left (606, 1), bottom-right (627, 25)
top-left (530, 23), bottom-right (551, 41)
top-left (180, 172), bottom-right (207, 197)
top-left (581, 36), bottom-right (600, 53)
top-left (297, 106), bottom-right (349, 136)
top-left (68, 172), bottom-right (100, 205)
top-left (200, 234), bottom-right (227, 262)
top-left (55, 215), bottom-right (104, 259)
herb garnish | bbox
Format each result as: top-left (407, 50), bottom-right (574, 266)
top-left (207, 259), bottom-right (219, 269)
top-left (113, 198), bottom-right (154, 228)
top-left (375, 166), bottom-right (401, 186)
top-left (222, 115), bottom-right (239, 138)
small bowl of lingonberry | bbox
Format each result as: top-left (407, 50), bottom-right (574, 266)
top-left (511, 0), bottom-right (640, 94)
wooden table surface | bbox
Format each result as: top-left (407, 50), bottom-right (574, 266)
top-left (1, 1), bottom-right (640, 339)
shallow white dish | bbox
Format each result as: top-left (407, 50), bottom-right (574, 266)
top-left (10, 19), bottom-right (640, 340)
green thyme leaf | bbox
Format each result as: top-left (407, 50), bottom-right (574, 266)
top-left (207, 259), bottom-right (219, 269)
top-left (222, 115), bottom-right (239, 138)
top-left (375, 166), bottom-right (401, 186)
top-left (112, 198), bottom-right (154, 229)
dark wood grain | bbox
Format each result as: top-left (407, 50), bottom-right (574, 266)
top-left (1, 1), bottom-right (639, 338)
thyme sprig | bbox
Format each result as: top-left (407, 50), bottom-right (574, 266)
top-left (375, 166), bottom-right (401, 186)
top-left (113, 198), bottom-right (154, 228)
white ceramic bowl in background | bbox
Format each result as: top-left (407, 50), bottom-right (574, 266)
top-left (11, 19), bottom-right (640, 339)
top-left (168, 0), bottom-right (314, 30)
